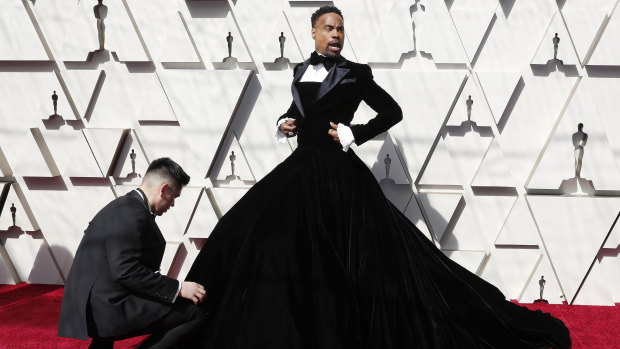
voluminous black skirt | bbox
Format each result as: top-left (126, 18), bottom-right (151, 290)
top-left (186, 145), bottom-right (570, 349)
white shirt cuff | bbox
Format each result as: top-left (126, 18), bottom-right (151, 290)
top-left (275, 118), bottom-right (294, 143)
top-left (172, 280), bottom-right (181, 303)
top-left (337, 124), bottom-right (355, 152)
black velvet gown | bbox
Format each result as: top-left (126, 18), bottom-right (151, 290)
top-left (187, 62), bottom-right (571, 348)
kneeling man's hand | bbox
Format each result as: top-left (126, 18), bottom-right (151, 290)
top-left (180, 281), bottom-right (207, 305)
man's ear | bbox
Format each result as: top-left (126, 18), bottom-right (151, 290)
top-left (311, 27), bottom-right (316, 40)
top-left (159, 183), bottom-right (169, 197)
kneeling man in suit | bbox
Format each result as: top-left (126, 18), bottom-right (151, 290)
top-left (59, 157), bottom-right (208, 349)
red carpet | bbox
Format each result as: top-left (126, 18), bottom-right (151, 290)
top-left (0, 283), bottom-right (618, 348)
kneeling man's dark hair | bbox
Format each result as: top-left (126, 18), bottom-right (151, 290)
top-left (146, 157), bottom-right (190, 189)
top-left (311, 6), bottom-right (343, 27)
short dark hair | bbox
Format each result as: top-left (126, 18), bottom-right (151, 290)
top-left (145, 157), bottom-right (190, 190)
top-left (311, 6), bottom-right (343, 28)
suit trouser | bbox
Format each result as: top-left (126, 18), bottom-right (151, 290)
top-left (88, 300), bottom-right (208, 349)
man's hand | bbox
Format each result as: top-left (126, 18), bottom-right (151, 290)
top-left (279, 119), bottom-right (297, 137)
top-left (179, 281), bottom-right (206, 305)
top-left (328, 122), bottom-right (340, 142)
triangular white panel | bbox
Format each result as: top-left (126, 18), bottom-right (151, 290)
top-left (0, 72), bottom-right (72, 125)
top-left (234, 70), bottom-right (293, 181)
top-left (31, 1), bottom-right (77, 59)
top-left (185, 189), bottom-right (220, 239)
top-left (603, 217), bottom-right (620, 249)
top-left (213, 132), bottom-right (255, 186)
top-left (207, 187), bottom-right (249, 218)
top-left (479, 254), bottom-right (508, 296)
top-left (114, 185), bottom-right (203, 240)
top-left (52, 129), bottom-right (103, 178)
top-left (156, 187), bottom-right (204, 240)
top-left (329, 0), bottom-right (392, 62)
top-left (2, 234), bottom-right (63, 285)
top-left (0, 184), bottom-right (35, 232)
top-left (476, 71), bottom-right (521, 124)
top-left (24, 182), bottom-right (116, 279)
top-left (446, 76), bottom-right (495, 127)
top-left (492, 249), bottom-right (542, 300)
top-left (370, 134), bottom-right (410, 185)
top-left (444, 129), bottom-right (494, 186)
top-left (589, 7), bottom-right (620, 65)
top-left (441, 193), bottom-right (514, 251)
top-left (527, 196), bottom-right (620, 304)
top-left (584, 78), bottom-right (620, 176)
top-left (185, 5), bottom-right (252, 64)
top-left (159, 69), bottom-right (250, 178)
top-left (230, 0), bottom-right (301, 64)
top-left (520, 255), bottom-right (565, 304)
top-left (403, 196), bottom-right (433, 241)
top-left (87, 66), bottom-right (176, 127)
top-left (0, 251), bottom-right (17, 285)
top-left (160, 241), bottom-right (182, 276)
top-left (499, 74), bottom-right (580, 187)
top-left (61, 69), bottom-right (104, 120)
top-left (28, 239), bottom-right (64, 284)
top-left (260, 15), bottom-right (303, 64)
top-left (125, 0), bottom-right (199, 63)
top-left (442, 193), bottom-right (515, 251)
top-left (443, 250), bottom-right (488, 275)
top-left (450, 8), bottom-right (497, 62)
top-left (471, 138), bottom-right (517, 188)
top-left (374, 70), bottom-right (467, 182)
top-left (11, 130), bottom-right (54, 177)
top-left (495, 197), bottom-right (540, 246)
top-left (598, 252), bottom-right (620, 303)
top-left (135, 124), bottom-right (203, 186)
top-left (528, 84), bottom-right (620, 192)
top-left (354, 134), bottom-right (388, 173)
top-left (0, 1), bottom-right (48, 60)
top-left (417, 140), bottom-right (462, 187)
top-left (562, 10), bottom-right (607, 64)
top-left (59, 0), bottom-right (147, 61)
top-left (381, 185), bottom-right (413, 213)
top-left (83, 128), bottom-right (128, 177)
top-left (175, 240), bottom-right (202, 282)
top-left (112, 131), bottom-right (149, 183)
top-left (418, 193), bottom-right (462, 241)
top-left (470, 193), bottom-right (518, 242)
top-left (368, 0), bottom-right (415, 63)
top-left (572, 255), bottom-right (615, 306)
top-left (531, 11), bottom-right (579, 65)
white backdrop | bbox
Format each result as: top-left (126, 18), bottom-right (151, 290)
top-left (1, 0), bottom-right (620, 306)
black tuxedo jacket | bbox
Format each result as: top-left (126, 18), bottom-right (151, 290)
top-left (278, 56), bottom-right (402, 147)
top-left (58, 190), bottom-right (179, 340)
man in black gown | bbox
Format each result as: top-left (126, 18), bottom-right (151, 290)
top-left (59, 158), bottom-right (208, 349)
top-left (187, 6), bottom-right (570, 349)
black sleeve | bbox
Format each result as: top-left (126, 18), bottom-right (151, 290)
top-left (276, 64), bottom-right (303, 125)
top-left (104, 206), bottom-right (179, 303)
top-left (350, 65), bottom-right (403, 145)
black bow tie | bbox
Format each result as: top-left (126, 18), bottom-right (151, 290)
top-left (309, 51), bottom-right (340, 70)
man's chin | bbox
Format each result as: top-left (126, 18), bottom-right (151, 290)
top-left (324, 50), bottom-right (341, 58)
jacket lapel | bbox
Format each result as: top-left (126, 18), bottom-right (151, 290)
top-left (315, 59), bottom-right (350, 103)
top-left (291, 61), bottom-right (310, 118)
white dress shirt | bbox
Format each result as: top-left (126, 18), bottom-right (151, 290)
top-left (275, 62), bottom-right (355, 152)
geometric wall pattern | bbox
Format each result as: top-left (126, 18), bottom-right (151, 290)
top-left (1, 0), bottom-right (620, 305)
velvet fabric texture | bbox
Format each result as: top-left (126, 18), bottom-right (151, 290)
top-left (186, 58), bottom-right (570, 348)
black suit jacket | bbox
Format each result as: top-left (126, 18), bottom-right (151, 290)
top-left (58, 190), bottom-right (179, 340)
top-left (278, 56), bottom-right (402, 146)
